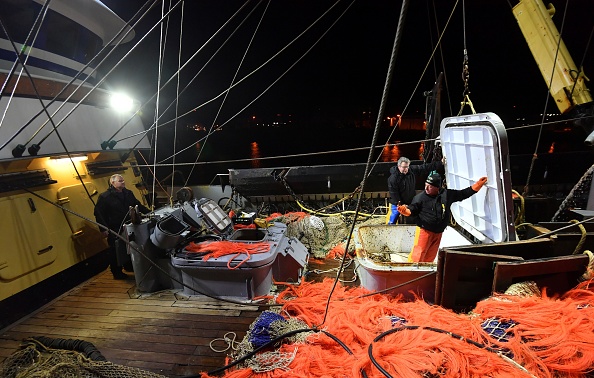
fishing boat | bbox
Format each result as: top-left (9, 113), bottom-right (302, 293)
top-left (0, 0), bottom-right (150, 326)
top-left (1, 0), bottom-right (594, 377)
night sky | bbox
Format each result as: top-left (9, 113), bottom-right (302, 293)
top-left (99, 1), bottom-right (591, 125)
top-left (97, 0), bottom-right (594, 178)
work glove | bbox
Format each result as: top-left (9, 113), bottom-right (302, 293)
top-left (397, 205), bottom-right (411, 217)
top-left (471, 176), bottom-right (488, 191)
top-left (388, 204), bottom-right (400, 224)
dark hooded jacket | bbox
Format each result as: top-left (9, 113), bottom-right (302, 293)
top-left (387, 160), bottom-right (443, 206)
top-left (407, 185), bottom-right (477, 233)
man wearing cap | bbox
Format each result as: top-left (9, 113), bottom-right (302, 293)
top-left (397, 173), bottom-right (488, 262)
top-left (387, 157), bottom-right (443, 224)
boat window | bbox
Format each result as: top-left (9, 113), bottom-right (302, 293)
top-left (0, 0), bottom-right (102, 65)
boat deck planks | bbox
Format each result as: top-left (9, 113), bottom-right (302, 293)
top-left (0, 257), bottom-right (353, 377)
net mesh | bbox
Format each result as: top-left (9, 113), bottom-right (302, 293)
top-left (229, 310), bottom-right (311, 373)
top-left (284, 215), bottom-right (350, 258)
top-left (0, 338), bottom-right (168, 378)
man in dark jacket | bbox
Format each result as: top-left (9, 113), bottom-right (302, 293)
top-left (387, 157), bottom-right (443, 224)
top-left (94, 174), bottom-right (151, 279)
top-left (398, 173), bottom-right (487, 262)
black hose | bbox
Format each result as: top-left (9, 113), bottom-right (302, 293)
top-left (30, 336), bottom-right (107, 361)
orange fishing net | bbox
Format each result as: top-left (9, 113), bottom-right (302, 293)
top-left (184, 241), bottom-right (271, 269)
top-left (326, 242), bottom-right (346, 259)
top-left (201, 279), bottom-right (594, 377)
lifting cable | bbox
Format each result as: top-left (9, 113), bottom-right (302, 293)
top-left (457, 0), bottom-right (476, 116)
top-left (170, 1), bottom-right (185, 205)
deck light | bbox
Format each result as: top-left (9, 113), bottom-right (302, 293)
top-left (110, 92), bottom-right (134, 113)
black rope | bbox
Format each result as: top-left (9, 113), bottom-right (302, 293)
top-left (199, 328), bottom-right (370, 378)
top-left (29, 336), bottom-right (107, 362)
top-left (368, 325), bottom-right (513, 378)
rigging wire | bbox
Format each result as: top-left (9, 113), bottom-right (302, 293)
top-left (523, 0), bottom-right (570, 196)
top-left (183, 0), bottom-right (269, 187)
top-left (117, 0), bottom-right (352, 163)
top-left (171, 0), bottom-right (184, 202)
top-left (91, 111), bottom-right (594, 178)
top-left (428, 0), bottom-right (453, 117)
top-left (28, 1), bottom-right (183, 154)
top-left (155, 1), bottom-right (355, 163)
top-left (104, 0), bottom-right (256, 150)
top-left (0, 0), bottom-right (51, 123)
top-left (0, 0), bottom-right (160, 155)
top-left (146, 0), bottom-right (352, 164)
top-left (371, 0), bottom-right (459, 175)
top-left (103, 137), bottom-right (440, 173)
top-left (132, 137), bottom-right (437, 168)
top-left (568, 23), bottom-right (594, 102)
top-left (317, 0), bottom-right (410, 329)
top-left (151, 0), bottom-right (172, 210)
top-left (0, 14), bottom-right (96, 203)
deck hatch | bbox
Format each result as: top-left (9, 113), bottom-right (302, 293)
top-left (440, 112), bottom-right (516, 243)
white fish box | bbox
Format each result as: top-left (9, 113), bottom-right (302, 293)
top-left (355, 224), bottom-right (437, 301)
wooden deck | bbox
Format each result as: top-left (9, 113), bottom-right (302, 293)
top-left (0, 258), bottom-right (353, 377)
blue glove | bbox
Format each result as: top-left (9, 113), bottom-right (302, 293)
top-left (389, 204), bottom-right (400, 224)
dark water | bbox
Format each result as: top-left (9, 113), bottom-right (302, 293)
top-left (160, 126), bottom-right (426, 185)
top-left (151, 123), bottom-right (593, 189)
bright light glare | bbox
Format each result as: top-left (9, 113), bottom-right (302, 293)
top-left (50, 155), bottom-right (88, 163)
top-left (110, 92), bottom-right (134, 112)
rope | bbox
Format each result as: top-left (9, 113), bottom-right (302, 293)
top-left (569, 219), bottom-right (587, 255)
top-left (209, 332), bottom-right (240, 353)
top-left (184, 240), bottom-right (271, 269)
top-left (184, 1), bottom-right (268, 185)
top-left (551, 162), bottom-right (594, 221)
top-left (512, 189), bottom-right (526, 227)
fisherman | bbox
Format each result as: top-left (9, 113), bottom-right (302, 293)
top-left (94, 174), bottom-right (151, 279)
top-left (387, 156), bottom-right (444, 224)
top-left (397, 173), bottom-right (487, 262)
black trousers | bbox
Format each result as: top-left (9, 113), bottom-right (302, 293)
top-left (107, 238), bottom-right (120, 274)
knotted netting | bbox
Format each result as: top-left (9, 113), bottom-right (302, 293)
top-left (0, 337), bottom-right (168, 378)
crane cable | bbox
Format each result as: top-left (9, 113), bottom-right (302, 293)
top-left (457, 0), bottom-right (476, 116)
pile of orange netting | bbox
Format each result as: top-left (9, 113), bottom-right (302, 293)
top-left (200, 278), bottom-right (594, 378)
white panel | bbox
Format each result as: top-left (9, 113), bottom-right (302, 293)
top-left (440, 113), bottom-right (516, 243)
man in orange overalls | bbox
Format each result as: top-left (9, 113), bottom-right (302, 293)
top-left (398, 173), bottom-right (487, 262)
